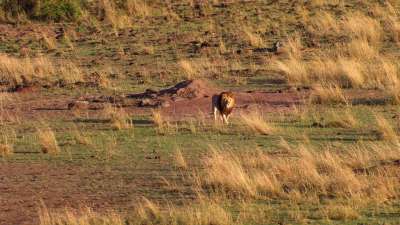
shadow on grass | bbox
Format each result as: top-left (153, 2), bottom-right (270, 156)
top-left (132, 119), bottom-right (153, 126)
top-left (73, 118), bottom-right (111, 123)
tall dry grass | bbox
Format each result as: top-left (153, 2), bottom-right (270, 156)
top-left (0, 54), bottom-right (84, 90)
top-left (178, 57), bottom-right (220, 80)
top-left (102, 104), bottom-right (133, 130)
top-left (343, 13), bottom-right (382, 45)
top-left (310, 85), bottom-right (348, 105)
top-left (37, 127), bottom-right (60, 154)
top-left (152, 110), bottom-right (176, 134)
top-left (242, 27), bottom-right (264, 48)
top-left (306, 11), bottom-right (340, 37)
top-left (276, 10), bottom-right (400, 97)
top-left (39, 206), bottom-right (124, 225)
top-left (239, 109), bottom-right (274, 135)
top-left (374, 114), bottom-right (398, 143)
top-left (126, 0), bottom-right (151, 18)
top-left (198, 143), bottom-right (400, 203)
top-left (97, 0), bottom-right (131, 34)
top-left (0, 142), bottom-right (13, 157)
top-left (39, 198), bottom-right (234, 225)
top-left (173, 147), bottom-right (188, 169)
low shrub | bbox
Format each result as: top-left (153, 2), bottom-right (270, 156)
top-left (1, 0), bottom-right (83, 22)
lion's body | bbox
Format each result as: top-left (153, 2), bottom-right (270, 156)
top-left (212, 91), bottom-right (235, 124)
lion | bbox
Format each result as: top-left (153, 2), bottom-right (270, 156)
top-left (212, 91), bottom-right (235, 124)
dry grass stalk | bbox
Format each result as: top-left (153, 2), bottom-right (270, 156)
top-left (343, 13), bottom-right (382, 45)
top-left (173, 147), bottom-right (187, 169)
top-left (41, 32), bottom-right (56, 50)
top-left (242, 27), bottom-right (264, 48)
top-left (71, 125), bottom-right (92, 146)
top-left (98, 0), bottom-right (131, 33)
top-left (324, 204), bottom-right (360, 220)
top-left (37, 128), bottom-right (60, 154)
top-left (178, 58), bottom-right (219, 80)
top-left (179, 59), bottom-right (196, 79)
top-left (102, 104), bottom-right (133, 130)
top-left (346, 38), bottom-right (379, 60)
top-left (374, 114), bottom-right (398, 143)
top-left (152, 110), bottom-right (175, 134)
top-left (274, 56), bottom-right (308, 86)
top-left (307, 11), bottom-right (340, 37)
top-left (240, 109), bottom-right (274, 135)
top-left (0, 143), bottom-right (13, 157)
top-left (284, 34), bottom-right (303, 59)
top-left (310, 85), bottom-right (348, 105)
top-left (126, 0), bottom-right (151, 18)
top-left (327, 108), bottom-right (357, 128)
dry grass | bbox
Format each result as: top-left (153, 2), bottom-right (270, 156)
top-left (275, 10), bottom-right (400, 93)
top-left (179, 59), bottom-right (196, 80)
top-left (152, 110), bottom-right (176, 134)
top-left (41, 32), bottom-right (57, 50)
top-left (178, 57), bottom-right (219, 80)
top-left (39, 205), bottom-right (124, 225)
top-left (374, 114), bottom-right (398, 143)
top-left (0, 54), bottom-right (84, 90)
top-left (173, 147), bottom-right (187, 169)
top-left (326, 108), bottom-right (357, 128)
top-left (102, 134), bottom-right (119, 160)
top-left (337, 58), bottom-right (364, 88)
top-left (239, 109), bottom-right (274, 135)
top-left (343, 13), bottom-right (382, 45)
top-left (309, 107), bottom-right (358, 129)
top-left (97, 0), bottom-right (131, 33)
top-left (71, 125), bottom-right (92, 146)
top-left (37, 128), bottom-right (60, 154)
top-left (134, 197), bottom-right (233, 225)
top-left (198, 143), bottom-right (400, 202)
top-left (345, 38), bottom-right (379, 60)
top-left (126, 0), bottom-right (151, 18)
top-left (152, 109), bottom-right (164, 128)
top-left (200, 146), bottom-right (259, 197)
top-left (306, 11), bottom-right (340, 37)
top-left (0, 143), bottom-right (13, 157)
top-left (284, 34), bottom-right (303, 59)
top-left (274, 56), bottom-right (308, 86)
top-left (39, 198), bottom-right (234, 225)
top-left (310, 85), bottom-right (348, 105)
top-left (36, 140), bottom-right (400, 224)
top-left (102, 104), bottom-right (133, 130)
top-left (242, 27), bottom-right (264, 48)
top-left (323, 203), bottom-right (360, 220)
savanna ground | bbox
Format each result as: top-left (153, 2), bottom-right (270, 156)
top-left (1, 0), bottom-right (400, 224)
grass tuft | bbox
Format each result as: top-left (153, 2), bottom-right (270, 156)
top-left (37, 127), bottom-right (60, 154)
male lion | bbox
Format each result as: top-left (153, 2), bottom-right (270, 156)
top-left (212, 91), bottom-right (235, 124)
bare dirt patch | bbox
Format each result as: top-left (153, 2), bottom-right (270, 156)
top-left (0, 79), bottom-right (391, 123)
